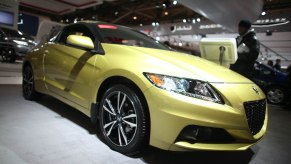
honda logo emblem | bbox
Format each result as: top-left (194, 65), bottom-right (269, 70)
top-left (252, 86), bottom-right (260, 95)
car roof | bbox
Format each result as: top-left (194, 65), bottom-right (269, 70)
top-left (68, 21), bottom-right (131, 30)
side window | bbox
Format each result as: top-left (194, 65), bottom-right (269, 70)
top-left (58, 25), bottom-right (95, 45)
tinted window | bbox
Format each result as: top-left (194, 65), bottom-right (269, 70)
top-left (97, 24), bottom-right (170, 50)
top-left (1, 27), bottom-right (32, 40)
top-left (255, 64), bottom-right (272, 75)
top-left (1, 28), bottom-right (22, 37)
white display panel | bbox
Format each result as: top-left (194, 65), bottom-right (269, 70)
top-left (199, 38), bottom-right (238, 67)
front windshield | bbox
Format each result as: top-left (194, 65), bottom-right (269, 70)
top-left (97, 24), bottom-right (170, 50)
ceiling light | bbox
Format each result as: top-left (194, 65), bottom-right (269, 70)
top-left (183, 19), bottom-right (187, 23)
top-left (152, 22), bottom-right (156, 26)
top-left (164, 11), bottom-right (169, 15)
top-left (261, 11), bottom-right (266, 16)
top-left (192, 19), bottom-right (196, 24)
top-left (178, 42), bottom-right (183, 46)
top-left (133, 16), bottom-right (137, 20)
top-left (197, 18), bottom-right (201, 22)
top-left (173, 1), bottom-right (178, 5)
top-left (140, 23), bottom-right (143, 26)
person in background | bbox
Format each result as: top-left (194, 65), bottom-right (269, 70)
top-left (230, 20), bottom-right (260, 78)
top-left (267, 60), bottom-right (274, 67)
top-left (274, 59), bottom-right (282, 71)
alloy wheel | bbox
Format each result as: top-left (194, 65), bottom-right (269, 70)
top-left (23, 67), bottom-right (34, 98)
top-left (267, 88), bottom-right (284, 104)
top-left (101, 91), bottom-right (137, 147)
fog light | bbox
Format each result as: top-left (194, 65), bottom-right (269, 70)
top-left (176, 125), bottom-right (233, 144)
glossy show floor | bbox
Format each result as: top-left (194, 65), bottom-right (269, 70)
top-left (0, 85), bottom-right (290, 164)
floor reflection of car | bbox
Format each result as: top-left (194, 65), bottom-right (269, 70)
top-left (251, 62), bottom-right (289, 105)
top-left (23, 21), bottom-right (267, 154)
top-left (0, 27), bottom-right (36, 63)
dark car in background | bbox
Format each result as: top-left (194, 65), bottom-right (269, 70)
top-left (0, 27), bottom-right (36, 63)
top-left (251, 62), bottom-right (289, 105)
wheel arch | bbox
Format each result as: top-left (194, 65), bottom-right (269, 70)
top-left (90, 76), bottom-right (151, 129)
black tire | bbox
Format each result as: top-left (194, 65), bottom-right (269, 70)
top-left (98, 84), bottom-right (148, 154)
top-left (4, 48), bottom-right (16, 63)
top-left (266, 86), bottom-right (287, 105)
top-left (22, 65), bottom-right (41, 100)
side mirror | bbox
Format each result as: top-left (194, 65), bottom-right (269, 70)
top-left (66, 35), bottom-right (94, 50)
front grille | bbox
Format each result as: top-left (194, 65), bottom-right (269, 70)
top-left (244, 99), bottom-right (266, 135)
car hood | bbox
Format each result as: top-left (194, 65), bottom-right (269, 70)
top-left (103, 44), bottom-right (253, 84)
top-left (131, 46), bottom-right (253, 83)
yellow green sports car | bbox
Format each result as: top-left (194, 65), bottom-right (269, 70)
top-left (22, 21), bottom-right (267, 154)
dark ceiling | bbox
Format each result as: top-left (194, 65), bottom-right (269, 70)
top-left (19, 0), bottom-right (291, 26)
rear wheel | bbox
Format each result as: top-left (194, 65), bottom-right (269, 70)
top-left (98, 84), bottom-right (148, 154)
top-left (22, 66), bottom-right (41, 100)
top-left (266, 86), bottom-right (286, 105)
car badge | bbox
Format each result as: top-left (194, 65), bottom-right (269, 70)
top-left (252, 86), bottom-right (260, 95)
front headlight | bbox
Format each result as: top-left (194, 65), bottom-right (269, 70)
top-left (144, 73), bottom-right (223, 104)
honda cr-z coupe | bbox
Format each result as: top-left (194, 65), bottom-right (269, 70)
top-left (22, 21), bottom-right (267, 154)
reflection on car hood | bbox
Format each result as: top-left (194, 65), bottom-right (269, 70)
top-left (128, 46), bottom-right (253, 83)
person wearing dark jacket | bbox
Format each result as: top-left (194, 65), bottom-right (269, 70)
top-left (274, 59), bottom-right (282, 71)
top-left (230, 20), bottom-right (260, 78)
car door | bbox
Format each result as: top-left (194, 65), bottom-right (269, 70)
top-left (43, 24), bottom-right (98, 109)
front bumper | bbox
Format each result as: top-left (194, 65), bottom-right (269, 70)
top-left (143, 83), bottom-right (268, 151)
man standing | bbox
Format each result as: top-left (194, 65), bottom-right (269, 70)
top-left (274, 59), bottom-right (282, 71)
top-left (230, 20), bottom-right (260, 78)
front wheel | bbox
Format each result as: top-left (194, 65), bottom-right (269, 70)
top-left (98, 84), bottom-right (149, 154)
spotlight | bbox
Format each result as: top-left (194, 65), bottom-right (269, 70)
top-left (197, 18), bottom-right (201, 22)
top-left (183, 19), bottom-right (187, 23)
top-left (261, 11), bottom-right (266, 16)
top-left (173, 0), bottom-right (178, 5)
